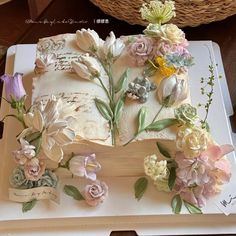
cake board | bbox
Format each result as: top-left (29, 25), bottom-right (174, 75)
top-left (0, 41), bottom-right (235, 235)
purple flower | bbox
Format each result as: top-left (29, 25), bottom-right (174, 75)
top-left (83, 180), bottom-right (108, 207)
top-left (128, 36), bottom-right (154, 66)
top-left (69, 154), bottom-right (101, 181)
top-left (0, 73), bottom-right (26, 102)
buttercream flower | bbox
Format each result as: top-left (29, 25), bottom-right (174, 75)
top-left (69, 154), bottom-right (101, 181)
top-left (102, 31), bottom-right (125, 58)
top-left (140, 0), bottom-right (176, 24)
top-left (72, 54), bottom-right (101, 80)
top-left (24, 157), bottom-right (46, 181)
top-left (23, 96), bottom-right (76, 163)
top-left (35, 53), bottom-right (56, 74)
top-left (176, 126), bottom-right (209, 158)
top-left (157, 75), bottom-right (188, 107)
top-left (128, 36), bottom-right (154, 66)
top-left (155, 56), bottom-right (176, 77)
top-left (83, 181), bottom-right (108, 207)
top-left (9, 166), bottom-right (34, 189)
top-left (159, 24), bottom-right (186, 45)
top-left (174, 103), bottom-right (198, 125)
top-left (36, 169), bottom-right (58, 188)
top-left (144, 154), bottom-right (170, 192)
top-left (13, 138), bottom-right (36, 165)
top-left (76, 28), bottom-right (103, 52)
top-left (0, 72), bottom-right (26, 102)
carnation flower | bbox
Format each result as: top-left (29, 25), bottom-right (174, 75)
top-left (128, 36), bottom-right (154, 66)
top-left (83, 181), bottom-right (108, 207)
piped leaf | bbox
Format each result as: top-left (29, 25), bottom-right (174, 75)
top-left (156, 142), bottom-right (171, 158)
top-left (183, 201), bottom-right (202, 214)
top-left (134, 177), bottom-right (148, 201)
top-left (22, 199), bottom-right (37, 213)
top-left (114, 68), bottom-right (129, 93)
top-left (63, 185), bottom-right (85, 201)
top-left (94, 98), bottom-right (113, 121)
top-left (168, 167), bottom-right (176, 191)
top-left (138, 107), bottom-right (147, 133)
top-left (114, 94), bottom-right (125, 124)
top-left (145, 118), bottom-right (178, 131)
top-left (171, 194), bottom-right (182, 214)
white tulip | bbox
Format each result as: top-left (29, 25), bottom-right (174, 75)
top-left (157, 75), bottom-right (188, 107)
top-left (103, 31), bottom-right (125, 58)
top-left (72, 54), bottom-right (101, 80)
top-left (76, 28), bottom-right (103, 52)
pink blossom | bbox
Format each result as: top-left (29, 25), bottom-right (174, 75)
top-left (128, 36), bottom-right (154, 66)
top-left (175, 144), bottom-right (234, 207)
top-left (83, 181), bottom-right (108, 207)
top-left (24, 158), bottom-right (46, 181)
top-left (69, 154), bottom-right (101, 181)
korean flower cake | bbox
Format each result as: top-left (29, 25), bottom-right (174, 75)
top-left (1, 0), bottom-right (234, 212)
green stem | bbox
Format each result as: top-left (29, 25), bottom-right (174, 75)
top-left (151, 104), bottom-right (164, 123)
top-left (96, 77), bottom-right (113, 105)
top-left (110, 121), bottom-right (115, 146)
top-left (123, 132), bottom-right (140, 146)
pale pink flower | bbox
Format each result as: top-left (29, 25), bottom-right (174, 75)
top-left (69, 154), bottom-right (101, 181)
top-left (24, 158), bottom-right (46, 181)
top-left (83, 181), bottom-right (108, 207)
top-left (128, 35), bottom-right (154, 66)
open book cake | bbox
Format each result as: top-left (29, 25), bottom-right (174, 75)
top-left (1, 0), bottom-right (234, 212)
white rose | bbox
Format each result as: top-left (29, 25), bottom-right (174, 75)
top-left (176, 126), bottom-right (209, 158)
top-left (160, 24), bottom-right (185, 44)
top-left (76, 28), bottom-right (103, 52)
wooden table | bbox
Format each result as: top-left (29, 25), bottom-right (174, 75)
top-left (0, 0), bottom-right (236, 235)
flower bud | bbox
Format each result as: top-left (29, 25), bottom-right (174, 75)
top-left (1, 73), bottom-right (26, 103)
top-left (157, 75), bottom-right (188, 107)
top-left (76, 28), bottom-right (103, 52)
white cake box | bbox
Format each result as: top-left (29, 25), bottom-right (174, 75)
top-left (0, 41), bottom-right (235, 235)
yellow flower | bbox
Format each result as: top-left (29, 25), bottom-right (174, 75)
top-left (140, 0), bottom-right (176, 25)
top-left (155, 56), bottom-right (176, 77)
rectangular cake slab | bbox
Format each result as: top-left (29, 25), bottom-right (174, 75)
top-left (0, 41), bottom-right (236, 235)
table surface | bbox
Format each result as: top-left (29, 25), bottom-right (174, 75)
top-left (0, 0), bottom-right (236, 235)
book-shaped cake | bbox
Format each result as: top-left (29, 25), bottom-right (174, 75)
top-left (0, 0), bottom-right (234, 212)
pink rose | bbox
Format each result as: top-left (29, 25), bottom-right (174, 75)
top-left (128, 36), bottom-right (154, 66)
top-left (83, 181), bottom-right (108, 207)
top-left (24, 158), bottom-right (46, 181)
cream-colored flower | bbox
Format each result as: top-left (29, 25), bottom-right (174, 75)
top-left (35, 53), bottom-right (56, 74)
top-left (140, 0), bottom-right (176, 25)
top-left (159, 24), bottom-right (185, 44)
top-left (72, 54), bottom-right (101, 80)
top-left (23, 96), bottom-right (77, 163)
top-left (157, 75), bottom-right (188, 107)
top-left (102, 31), bottom-right (125, 58)
top-left (76, 28), bottom-right (103, 52)
top-left (176, 126), bottom-right (209, 158)
top-left (154, 178), bottom-right (170, 192)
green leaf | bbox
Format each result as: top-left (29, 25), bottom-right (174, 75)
top-left (138, 107), bottom-right (147, 133)
top-left (25, 131), bottom-right (41, 143)
top-left (171, 194), bottom-right (182, 214)
top-left (94, 98), bottom-right (113, 121)
top-left (183, 200), bottom-right (202, 214)
top-left (134, 177), bottom-right (148, 201)
top-left (22, 199), bottom-right (37, 213)
top-left (156, 142), bottom-right (171, 158)
top-left (145, 118), bottom-right (178, 132)
top-left (168, 167), bottom-right (176, 191)
top-left (114, 68), bottom-right (129, 93)
top-left (63, 185), bottom-right (85, 201)
top-left (31, 136), bottom-right (42, 156)
top-left (114, 94), bottom-right (125, 124)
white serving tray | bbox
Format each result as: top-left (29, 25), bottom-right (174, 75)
top-left (0, 41), bottom-right (235, 235)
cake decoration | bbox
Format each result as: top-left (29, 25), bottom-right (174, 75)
top-left (0, 0), bottom-right (234, 214)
